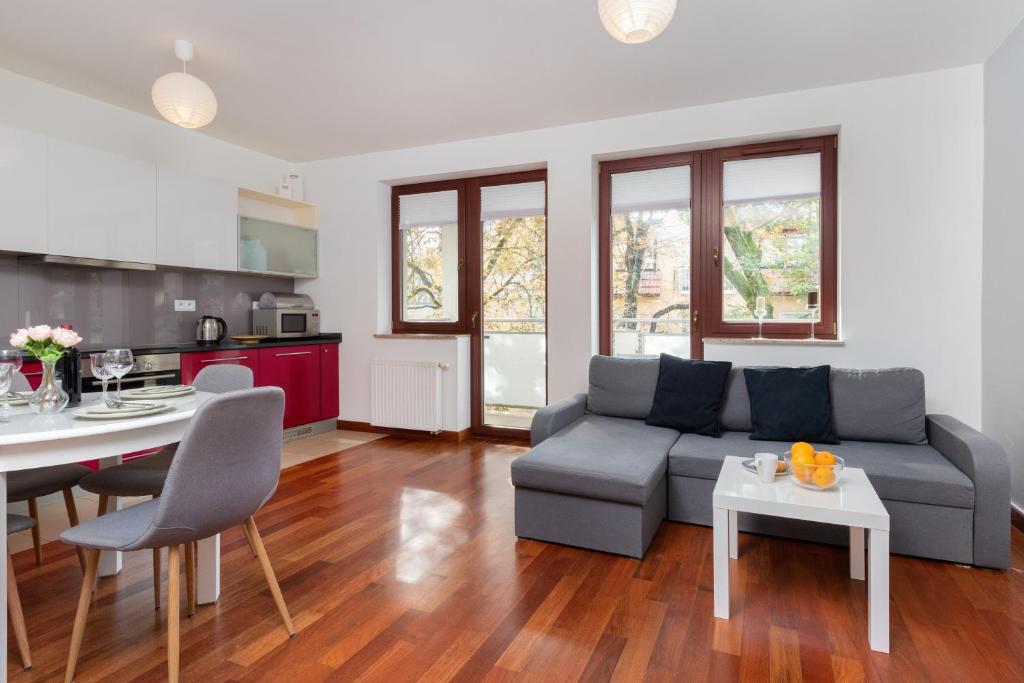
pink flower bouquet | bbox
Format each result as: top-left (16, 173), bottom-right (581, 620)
top-left (9, 324), bottom-right (82, 363)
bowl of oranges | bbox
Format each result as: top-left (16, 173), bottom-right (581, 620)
top-left (785, 442), bottom-right (844, 490)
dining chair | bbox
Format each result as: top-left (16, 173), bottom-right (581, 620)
top-left (77, 364), bottom-right (256, 607)
top-left (6, 372), bottom-right (90, 570)
top-left (60, 386), bottom-right (295, 683)
top-left (7, 513), bottom-right (36, 671)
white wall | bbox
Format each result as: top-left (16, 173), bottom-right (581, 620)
top-left (298, 66), bottom-right (985, 431)
top-left (0, 67), bottom-right (289, 191)
top-left (983, 23), bottom-right (1024, 509)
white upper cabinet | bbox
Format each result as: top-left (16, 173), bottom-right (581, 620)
top-left (46, 138), bottom-right (156, 263)
top-left (0, 125), bottom-right (47, 254)
top-left (157, 166), bottom-right (237, 271)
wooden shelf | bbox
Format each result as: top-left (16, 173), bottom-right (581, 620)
top-left (237, 187), bottom-right (317, 228)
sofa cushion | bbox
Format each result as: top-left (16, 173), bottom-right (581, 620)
top-left (646, 355), bottom-right (732, 436)
top-left (719, 367), bottom-right (753, 432)
top-left (744, 366), bottom-right (839, 444)
top-left (586, 355), bottom-right (660, 419)
top-left (831, 368), bottom-right (926, 444)
top-left (667, 431), bottom-right (974, 509)
top-left (511, 414), bottom-right (677, 505)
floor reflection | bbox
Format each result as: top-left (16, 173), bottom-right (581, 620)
top-left (396, 487), bottom-right (467, 583)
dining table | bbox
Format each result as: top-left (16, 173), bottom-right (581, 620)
top-left (0, 390), bottom-right (219, 680)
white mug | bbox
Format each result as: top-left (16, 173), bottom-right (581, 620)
top-left (754, 453), bottom-right (779, 483)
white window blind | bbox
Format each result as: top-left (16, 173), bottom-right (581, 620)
top-left (480, 181), bottom-right (546, 220)
top-left (611, 165), bottom-right (690, 213)
top-left (723, 152), bottom-right (821, 205)
top-left (399, 190), bottom-right (458, 229)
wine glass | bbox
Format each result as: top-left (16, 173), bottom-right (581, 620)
top-left (0, 349), bottom-right (23, 422)
top-left (90, 353), bottom-right (114, 406)
top-left (103, 349), bottom-right (134, 402)
top-left (0, 365), bottom-right (12, 423)
top-left (753, 295), bottom-right (768, 340)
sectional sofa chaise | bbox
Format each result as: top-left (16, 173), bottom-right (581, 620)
top-left (511, 356), bottom-right (1011, 568)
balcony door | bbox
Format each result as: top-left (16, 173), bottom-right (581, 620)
top-left (599, 153), bottom-right (702, 359)
top-left (467, 171), bottom-right (547, 437)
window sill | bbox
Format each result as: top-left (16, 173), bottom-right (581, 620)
top-left (703, 337), bottom-right (845, 347)
top-left (374, 333), bottom-right (470, 340)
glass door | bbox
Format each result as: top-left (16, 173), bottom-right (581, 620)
top-left (467, 172), bottom-right (547, 435)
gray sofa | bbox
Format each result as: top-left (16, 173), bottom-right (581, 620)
top-left (511, 356), bottom-right (1011, 569)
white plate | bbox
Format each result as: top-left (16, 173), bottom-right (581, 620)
top-left (73, 403), bottom-right (172, 420)
top-left (741, 457), bottom-right (791, 477)
top-left (120, 386), bottom-right (195, 400)
top-left (3, 392), bottom-right (30, 407)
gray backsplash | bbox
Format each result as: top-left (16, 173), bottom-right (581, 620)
top-left (0, 255), bottom-right (293, 347)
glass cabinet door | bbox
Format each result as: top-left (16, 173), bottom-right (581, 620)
top-left (238, 216), bottom-right (318, 277)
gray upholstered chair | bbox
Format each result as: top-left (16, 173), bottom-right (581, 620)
top-left (7, 513), bottom-right (36, 671)
top-left (6, 372), bottom-right (90, 569)
top-left (60, 387), bottom-right (294, 683)
top-left (77, 364), bottom-right (256, 608)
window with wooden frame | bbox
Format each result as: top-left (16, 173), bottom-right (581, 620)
top-left (391, 180), bottom-right (468, 334)
top-left (599, 135), bottom-right (838, 357)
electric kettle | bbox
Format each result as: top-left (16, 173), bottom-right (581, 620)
top-left (196, 315), bottom-right (227, 344)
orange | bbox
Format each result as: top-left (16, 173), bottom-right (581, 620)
top-left (791, 442), bottom-right (815, 461)
top-left (814, 451), bottom-right (837, 466)
top-left (812, 466), bottom-right (836, 488)
top-left (794, 463), bottom-right (816, 484)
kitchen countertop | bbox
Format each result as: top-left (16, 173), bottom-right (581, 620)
top-left (73, 333), bottom-right (342, 356)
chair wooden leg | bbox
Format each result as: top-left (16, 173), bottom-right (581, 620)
top-left (240, 521), bottom-right (258, 557)
top-left (243, 517), bottom-right (296, 636)
top-left (167, 545), bottom-right (181, 683)
top-left (184, 542), bottom-right (196, 617)
top-left (96, 494), bottom-right (109, 517)
top-left (26, 498), bottom-right (42, 566)
top-left (7, 554), bottom-right (32, 670)
top-left (65, 548), bottom-right (101, 683)
top-left (153, 548), bottom-right (162, 610)
top-left (62, 488), bottom-right (87, 572)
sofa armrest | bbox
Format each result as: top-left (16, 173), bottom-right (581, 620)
top-left (926, 414), bottom-right (1011, 568)
top-left (530, 393), bottom-right (587, 446)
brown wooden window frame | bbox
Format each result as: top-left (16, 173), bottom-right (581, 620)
top-left (391, 179), bottom-right (469, 335)
top-left (599, 135), bottom-right (838, 354)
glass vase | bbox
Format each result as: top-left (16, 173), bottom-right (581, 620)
top-left (29, 360), bottom-right (69, 415)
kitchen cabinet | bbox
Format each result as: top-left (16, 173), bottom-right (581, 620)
top-left (257, 345), bottom-right (322, 428)
top-left (238, 216), bottom-right (318, 278)
top-left (19, 361), bottom-right (42, 390)
top-left (0, 124), bottom-right (47, 254)
top-left (157, 167), bottom-right (237, 271)
top-left (180, 349), bottom-right (260, 386)
top-left (319, 343), bottom-right (339, 420)
top-left (46, 138), bottom-right (156, 264)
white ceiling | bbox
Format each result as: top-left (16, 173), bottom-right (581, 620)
top-left (1, 1), bottom-right (1022, 162)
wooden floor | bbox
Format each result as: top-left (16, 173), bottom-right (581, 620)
top-left (7, 437), bottom-right (1024, 681)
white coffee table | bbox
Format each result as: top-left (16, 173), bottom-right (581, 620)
top-left (712, 455), bottom-right (891, 653)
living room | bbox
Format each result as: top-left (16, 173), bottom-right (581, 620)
top-left (0, 1), bottom-right (1021, 681)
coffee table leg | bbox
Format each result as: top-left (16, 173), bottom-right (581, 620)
top-left (849, 527), bottom-right (865, 580)
top-left (728, 509), bottom-right (738, 559)
top-left (713, 507), bottom-right (729, 619)
top-left (868, 528), bottom-right (889, 653)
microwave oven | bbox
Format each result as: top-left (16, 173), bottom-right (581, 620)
top-left (252, 308), bottom-right (320, 338)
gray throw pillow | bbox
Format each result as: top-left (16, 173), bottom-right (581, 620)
top-left (830, 368), bottom-right (927, 444)
top-left (586, 355), bottom-right (660, 419)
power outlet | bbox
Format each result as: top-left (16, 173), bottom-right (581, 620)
top-left (174, 299), bottom-right (196, 312)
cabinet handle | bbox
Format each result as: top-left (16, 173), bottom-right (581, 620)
top-left (274, 351), bottom-right (312, 357)
top-left (21, 371), bottom-right (43, 377)
top-left (200, 356), bottom-right (249, 363)
top-left (89, 373), bottom-right (178, 387)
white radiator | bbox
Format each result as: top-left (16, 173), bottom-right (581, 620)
top-left (370, 360), bottom-right (444, 433)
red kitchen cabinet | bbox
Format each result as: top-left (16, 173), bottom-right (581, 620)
top-left (181, 349), bottom-right (260, 385)
top-left (257, 345), bottom-right (321, 428)
top-left (319, 344), bottom-right (339, 421)
top-left (20, 360), bottom-right (42, 389)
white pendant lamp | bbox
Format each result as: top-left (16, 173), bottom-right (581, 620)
top-left (598, 0), bottom-right (677, 44)
top-left (151, 39), bottom-right (218, 129)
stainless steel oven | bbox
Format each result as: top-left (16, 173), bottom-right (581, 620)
top-left (80, 353), bottom-right (181, 393)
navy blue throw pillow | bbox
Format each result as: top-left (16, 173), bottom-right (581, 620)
top-left (645, 354), bottom-right (733, 437)
top-left (743, 365), bottom-right (839, 444)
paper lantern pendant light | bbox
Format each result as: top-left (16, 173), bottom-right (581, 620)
top-left (152, 39), bottom-right (217, 129)
top-left (598, 0), bottom-right (677, 44)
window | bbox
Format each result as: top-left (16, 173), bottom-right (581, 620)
top-left (599, 136), bottom-right (837, 357)
top-left (391, 180), bottom-right (467, 333)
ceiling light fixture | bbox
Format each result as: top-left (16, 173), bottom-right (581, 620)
top-left (151, 39), bottom-right (218, 129)
top-left (598, 0), bottom-right (677, 44)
